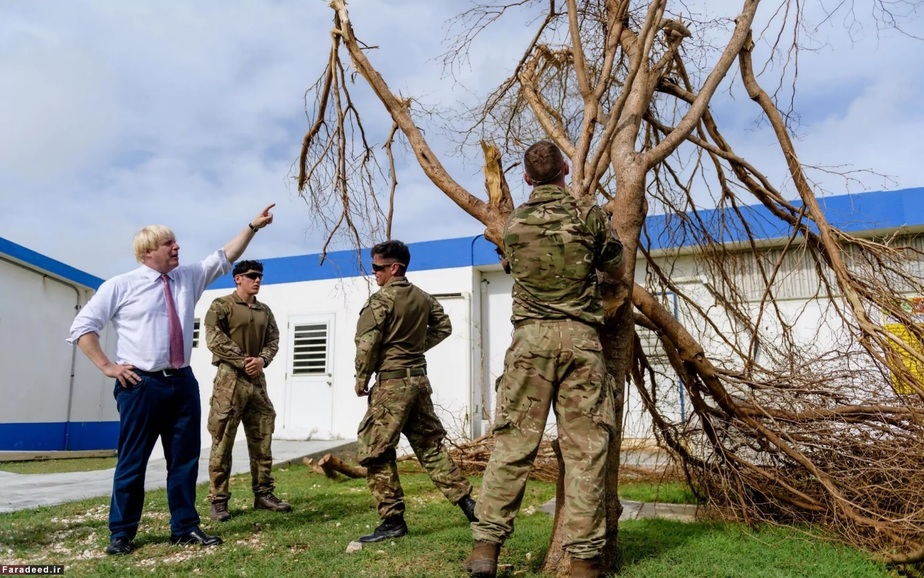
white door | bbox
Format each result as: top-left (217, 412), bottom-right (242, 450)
top-left (423, 294), bottom-right (472, 439)
top-left (479, 270), bottom-right (515, 432)
top-left (279, 314), bottom-right (334, 439)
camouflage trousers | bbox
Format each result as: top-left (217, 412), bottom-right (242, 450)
top-left (207, 364), bottom-right (277, 503)
top-left (472, 318), bottom-right (615, 559)
top-left (356, 374), bottom-right (472, 519)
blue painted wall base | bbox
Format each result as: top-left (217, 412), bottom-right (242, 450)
top-left (0, 422), bottom-right (119, 451)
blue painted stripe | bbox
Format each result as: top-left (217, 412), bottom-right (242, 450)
top-left (205, 187), bottom-right (922, 288)
top-left (0, 421), bottom-right (118, 451)
top-left (4, 189), bottom-right (921, 290)
top-left (210, 234), bottom-right (502, 289)
top-left (0, 236), bottom-right (104, 290)
top-left (65, 421), bottom-right (120, 451)
top-left (645, 187), bottom-right (924, 251)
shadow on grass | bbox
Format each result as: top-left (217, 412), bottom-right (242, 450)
top-left (618, 518), bottom-right (719, 568)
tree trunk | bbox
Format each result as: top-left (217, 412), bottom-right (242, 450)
top-left (601, 169), bottom-right (648, 570)
top-left (542, 439), bottom-right (570, 574)
top-left (540, 173), bottom-right (644, 575)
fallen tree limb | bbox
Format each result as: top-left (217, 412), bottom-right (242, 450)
top-left (303, 453), bottom-right (367, 479)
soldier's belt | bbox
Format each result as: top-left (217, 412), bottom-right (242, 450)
top-left (377, 367), bottom-right (426, 380)
top-left (513, 318), bottom-right (543, 329)
top-left (513, 317), bottom-right (592, 329)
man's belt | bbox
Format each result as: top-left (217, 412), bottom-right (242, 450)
top-left (377, 367), bottom-right (426, 380)
top-left (135, 366), bottom-right (191, 378)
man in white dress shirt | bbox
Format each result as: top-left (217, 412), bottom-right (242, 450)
top-left (68, 204), bottom-right (275, 555)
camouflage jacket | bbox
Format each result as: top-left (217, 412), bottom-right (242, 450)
top-left (204, 292), bottom-right (279, 372)
top-left (503, 184), bottom-right (623, 326)
top-left (354, 277), bottom-right (451, 388)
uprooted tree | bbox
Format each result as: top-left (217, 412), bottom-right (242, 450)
top-left (297, 0), bottom-right (924, 573)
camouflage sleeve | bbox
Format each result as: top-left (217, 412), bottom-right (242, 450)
top-left (354, 292), bottom-right (390, 388)
top-left (204, 298), bottom-right (247, 369)
top-left (587, 205), bottom-right (624, 274)
top-left (424, 295), bottom-right (452, 351)
top-left (259, 305), bottom-right (280, 366)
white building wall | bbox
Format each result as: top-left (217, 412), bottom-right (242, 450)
top-left (186, 234), bottom-right (915, 453)
top-left (188, 266), bottom-right (481, 448)
top-left (2, 258), bottom-right (79, 426)
top-left (623, 249), bottom-right (886, 445)
top-left (0, 254), bottom-right (116, 451)
top-left (12, 187), bottom-right (918, 453)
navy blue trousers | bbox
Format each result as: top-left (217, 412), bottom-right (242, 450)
top-left (109, 367), bottom-right (202, 540)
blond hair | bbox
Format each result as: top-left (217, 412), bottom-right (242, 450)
top-left (132, 225), bottom-right (174, 263)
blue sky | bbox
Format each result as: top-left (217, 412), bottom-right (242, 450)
top-left (1, 1), bottom-right (921, 279)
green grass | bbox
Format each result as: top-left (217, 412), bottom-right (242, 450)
top-left (617, 481), bottom-right (698, 505)
top-left (0, 456), bottom-right (118, 474)
top-left (0, 462), bottom-right (894, 577)
top-left (618, 519), bottom-right (891, 578)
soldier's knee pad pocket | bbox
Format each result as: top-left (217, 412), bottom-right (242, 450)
top-left (359, 447), bottom-right (397, 467)
top-left (208, 409), bottom-right (234, 440)
top-left (590, 379), bottom-right (618, 432)
top-left (493, 404), bottom-right (527, 433)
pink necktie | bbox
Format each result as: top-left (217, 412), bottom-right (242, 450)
top-left (161, 274), bottom-right (184, 369)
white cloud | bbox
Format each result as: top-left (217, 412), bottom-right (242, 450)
top-left (0, 22), bottom-right (118, 179)
top-left (0, 0), bottom-right (921, 280)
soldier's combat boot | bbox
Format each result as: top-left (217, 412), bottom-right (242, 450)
top-left (210, 501), bottom-right (231, 522)
top-left (463, 541), bottom-right (500, 578)
top-left (458, 494), bottom-right (478, 523)
top-left (357, 515), bottom-right (408, 543)
top-left (254, 493), bottom-right (292, 513)
top-left (570, 556), bottom-right (603, 578)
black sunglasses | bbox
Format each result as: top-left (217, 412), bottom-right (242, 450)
top-left (240, 272), bottom-right (263, 280)
top-left (371, 262), bottom-right (392, 272)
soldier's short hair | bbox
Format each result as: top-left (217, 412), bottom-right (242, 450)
top-left (233, 260), bottom-right (264, 276)
top-left (524, 140), bottom-right (564, 184)
top-left (132, 225), bottom-right (174, 263)
top-left (372, 240), bottom-right (411, 269)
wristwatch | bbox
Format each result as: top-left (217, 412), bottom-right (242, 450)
top-left (248, 223), bottom-right (258, 232)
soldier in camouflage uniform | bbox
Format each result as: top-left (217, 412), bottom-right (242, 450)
top-left (353, 240), bottom-right (478, 543)
top-left (466, 141), bottom-right (624, 578)
top-left (205, 259), bottom-right (292, 522)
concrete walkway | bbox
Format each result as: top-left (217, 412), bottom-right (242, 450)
top-left (536, 446), bottom-right (701, 522)
top-left (0, 440), bottom-right (698, 523)
top-left (0, 439), bottom-right (355, 513)
top-left (539, 497), bottom-right (699, 523)
top-left (618, 499), bottom-right (700, 522)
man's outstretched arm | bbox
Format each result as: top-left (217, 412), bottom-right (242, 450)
top-left (223, 203), bottom-right (275, 263)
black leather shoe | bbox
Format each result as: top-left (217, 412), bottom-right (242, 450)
top-left (105, 537), bottom-right (134, 555)
top-left (458, 495), bottom-right (479, 523)
top-left (357, 515), bottom-right (408, 543)
top-left (169, 527), bottom-right (223, 547)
